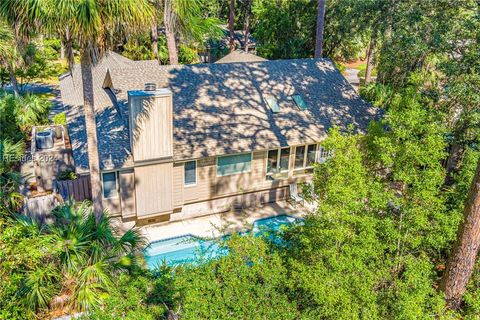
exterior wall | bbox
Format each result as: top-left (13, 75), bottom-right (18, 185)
top-left (119, 170), bottom-right (136, 219)
top-left (170, 187), bottom-right (288, 221)
top-left (134, 162), bottom-right (173, 217)
top-left (104, 144), bottom-right (319, 223)
top-left (129, 91), bottom-right (173, 161)
top-left (172, 163), bottom-right (184, 207)
top-left (172, 147), bottom-right (313, 209)
top-left (179, 151), bottom-right (267, 205)
top-left (102, 195), bottom-right (121, 215)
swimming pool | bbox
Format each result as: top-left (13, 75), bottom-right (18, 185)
top-left (144, 214), bottom-right (299, 269)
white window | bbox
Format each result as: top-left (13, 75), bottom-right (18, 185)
top-left (217, 153), bottom-right (252, 177)
top-left (266, 147), bottom-right (291, 180)
top-left (102, 172), bottom-right (118, 199)
top-left (184, 160), bottom-right (197, 186)
top-left (292, 144), bottom-right (324, 175)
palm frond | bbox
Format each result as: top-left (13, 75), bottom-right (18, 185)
top-left (0, 19), bottom-right (15, 60)
top-left (73, 260), bottom-right (112, 311)
top-left (14, 94), bottom-right (51, 129)
top-left (20, 265), bottom-right (59, 312)
top-left (0, 139), bottom-right (25, 168)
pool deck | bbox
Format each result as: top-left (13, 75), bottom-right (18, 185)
top-left (140, 201), bottom-right (311, 243)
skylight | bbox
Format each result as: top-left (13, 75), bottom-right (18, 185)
top-left (264, 95), bottom-right (280, 113)
top-left (292, 94), bottom-right (308, 110)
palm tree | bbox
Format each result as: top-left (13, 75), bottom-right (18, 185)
top-left (43, 0), bottom-right (154, 219)
top-left (15, 94), bottom-right (51, 133)
top-left (164, 0), bottom-right (179, 64)
top-left (161, 0), bottom-right (222, 64)
top-left (0, 20), bottom-right (20, 96)
top-left (18, 201), bottom-right (146, 313)
top-left (0, 1), bottom-right (47, 96)
top-left (314, 0), bottom-right (326, 58)
top-left (151, 0), bottom-right (160, 62)
top-left (229, 0), bottom-right (235, 52)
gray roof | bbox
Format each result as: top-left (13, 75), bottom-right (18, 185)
top-left (215, 50), bottom-right (267, 64)
top-left (59, 52), bottom-right (378, 173)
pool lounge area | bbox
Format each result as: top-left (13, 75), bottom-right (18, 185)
top-left (144, 214), bottom-right (300, 268)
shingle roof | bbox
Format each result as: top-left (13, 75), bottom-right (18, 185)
top-left (59, 53), bottom-right (378, 173)
top-left (59, 52), bottom-right (136, 173)
top-left (215, 50), bottom-right (268, 64)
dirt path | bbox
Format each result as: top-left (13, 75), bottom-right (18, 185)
top-left (344, 59), bottom-right (366, 68)
top-left (344, 68), bottom-right (360, 92)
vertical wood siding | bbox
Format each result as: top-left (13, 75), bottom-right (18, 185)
top-left (172, 163), bottom-right (184, 207)
top-left (130, 95), bottom-right (173, 161)
top-left (135, 163), bottom-right (173, 217)
top-left (119, 170), bottom-right (136, 218)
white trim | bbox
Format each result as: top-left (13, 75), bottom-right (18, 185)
top-left (293, 145), bottom-right (306, 170)
top-left (265, 147), bottom-right (291, 180)
top-left (292, 143), bottom-right (320, 172)
top-left (184, 160), bottom-right (197, 187)
top-left (216, 152), bottom-right (253, 177)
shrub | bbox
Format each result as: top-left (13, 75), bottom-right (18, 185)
top-left (52, 112), bottom-right (66, 126)
top-left (57, 169), bottom-right (77, 181)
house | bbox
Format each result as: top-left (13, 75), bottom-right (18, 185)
top-left (59, 52), bottom-right (378, 224)
top-left (215, 49), bottom-right (267, 64)
top-left (200, 28), bottom-right (258, 63)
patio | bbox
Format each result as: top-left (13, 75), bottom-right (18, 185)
top-left (139, 201), bottom-right (313, 243)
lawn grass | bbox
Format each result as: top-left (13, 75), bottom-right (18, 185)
top-left (356, 63), bottom-right (377, 78)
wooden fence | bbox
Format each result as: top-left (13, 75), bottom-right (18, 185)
top-left (54, 175), bottom-right (92, 202)
top-left (24, 194), bottom-right (60, 220)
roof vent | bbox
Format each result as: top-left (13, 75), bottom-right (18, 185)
top-left (144, 82), bottom-right (156, 91)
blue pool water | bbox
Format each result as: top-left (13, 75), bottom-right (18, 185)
top-left (144, 215), bottom-right (299, 269)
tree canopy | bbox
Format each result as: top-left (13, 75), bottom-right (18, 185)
top-left (0, 0), bottom-right (480, 319)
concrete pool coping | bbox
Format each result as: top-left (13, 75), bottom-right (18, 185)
top-left (140, 201), bottom-right (309, 243)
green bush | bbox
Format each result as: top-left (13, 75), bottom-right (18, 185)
top-left (52, 112), bottom-right (66, 126)
top-left (80, 272), bottom-right (166, 320)
top-left (172, 234), bottom-right (299, 319)
top-left (57, 169), bottom-right (77, 181)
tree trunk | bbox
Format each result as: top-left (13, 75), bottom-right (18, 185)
top-left (64, 27), bottom-right (75, 70)
top-left (229, 0), bottom-right (235, 52)
top-left (243, 0), bottom-right (251, 52)
top-left (151, 25), bottom-right (159, 61)
top-left (314, 0), bottom-right (326, 58)
top-left (442, 159), bottom-right (480, 310)
top-left (60, 42), bottom-right (65, 60)
top-left (164, 0), bottom-right (178, 64)
top-left (444, 143), bottom-right (464, 185)
top-left (37, 34), bottom-right (44, 50)
top-left (365, 35), bottom-right (376, 84)
top-left (80, 49), bottom-right (103, 220)
top-left (7, 64), bottom-right (20, 97)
